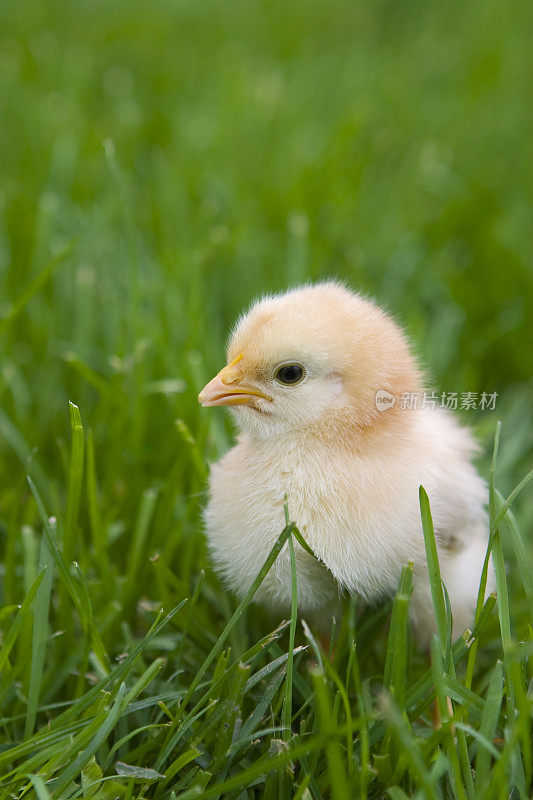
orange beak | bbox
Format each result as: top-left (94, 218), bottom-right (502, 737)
top-left (198, 353), bottom-right (273, 408)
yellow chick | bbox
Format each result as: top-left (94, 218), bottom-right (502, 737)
top-left (198, 283), bottom-right (492, 644)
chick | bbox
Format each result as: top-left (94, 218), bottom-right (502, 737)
top-left (198, 283), bottom-right (492, 645)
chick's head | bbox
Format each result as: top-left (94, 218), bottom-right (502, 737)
top-left (199, 283), bottom-right (422, 440)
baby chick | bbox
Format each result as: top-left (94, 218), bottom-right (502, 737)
top-left (198, 283), bottom-right (492, 644)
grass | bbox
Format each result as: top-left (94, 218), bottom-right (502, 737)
top-left (0, 0), bottom-right (532, 797)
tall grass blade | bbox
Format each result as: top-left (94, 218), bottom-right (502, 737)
top-left (123, 486), bottom-right (159, 601)
top-left (476, 660), bottom-right (504, 793)
top-left (25, 535), bottom-right (54, 737)
top-left (383, 563), bottom-right (413, 707)
top-left (0, 569), bottom-right (46, 674)
top-left (282, 530), bottom-right (298, 745)
top-left (419, 486), bottom-right (447, 653)
top-left (63, 402), bottom-right (84, 565)
top-left (311, 667), bottom-right (351, 800)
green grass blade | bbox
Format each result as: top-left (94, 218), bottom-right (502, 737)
top-left (236, 667), bottom-right (286, 746)
top-left (495, 490), bottom-right (533, 619)
top-left (123, 486), bottom-right (159, 604)
top-left (489, 467), bottom-right (533, 537)
top-left (175, 419), bottom-right (208, 481)
top-left (28, 774), bottom-right (53, 800)
top-left (419, 486), bottom-right (447, 652)
top-left (430, 637), bottom-right (468, 800)
top-left (210, 662), bottom-right (251, 779)
top-left (349, 641), bottom-right (370, 800)
top-left (0, 569), bottom-right (46, 673)
top-left (63, 402), bottom-right (85, 564)
top-left (310, 667), bottom-right (351, 800)
top-left (24, 535), bottom-right (54, 737)
top-left (156, 747), bottom-right (202, 788)
top-left (488, 424), bottom-right (528, 796)
top-left (475, 660), bottom-right (504, 793)
top-left (383, 563), bottom-right (413, 707)
top-left (323, 661), bottom-right (354, 778)
top-left (282, 531), bottom-right (298, 745)
top-left (85, 429), bottom-right (111, 593)
top-left (379, 693), bottom-right (440, 800)
top-left (72, 561), bottom-right (108, 673)
top-left (387, 788), bottom-right (412, 800)
top-left (27, 476), bottom-right (92, 638)
top-left (52, 682), bottom-right (127, 795)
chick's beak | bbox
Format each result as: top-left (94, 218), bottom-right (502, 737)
top-left (198, 353), bottom-right (272, 408)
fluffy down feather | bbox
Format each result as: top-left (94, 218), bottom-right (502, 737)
top-left (199, 283), bottom-right (493, 645)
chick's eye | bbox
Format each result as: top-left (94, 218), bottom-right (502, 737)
top-left (274, 364), bottom-right (305, 386)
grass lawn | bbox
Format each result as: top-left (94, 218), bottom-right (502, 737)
top-left (0, 0), bottom-right (532, 797)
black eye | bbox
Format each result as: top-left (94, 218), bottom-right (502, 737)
top-left (274, 363), bottom-right (305, 385)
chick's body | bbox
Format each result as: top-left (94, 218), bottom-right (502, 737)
top-left (200, 284), bottom-right (492, 644)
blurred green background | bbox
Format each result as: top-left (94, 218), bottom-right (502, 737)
top-left (1, 0), bottom-right (532, 540)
